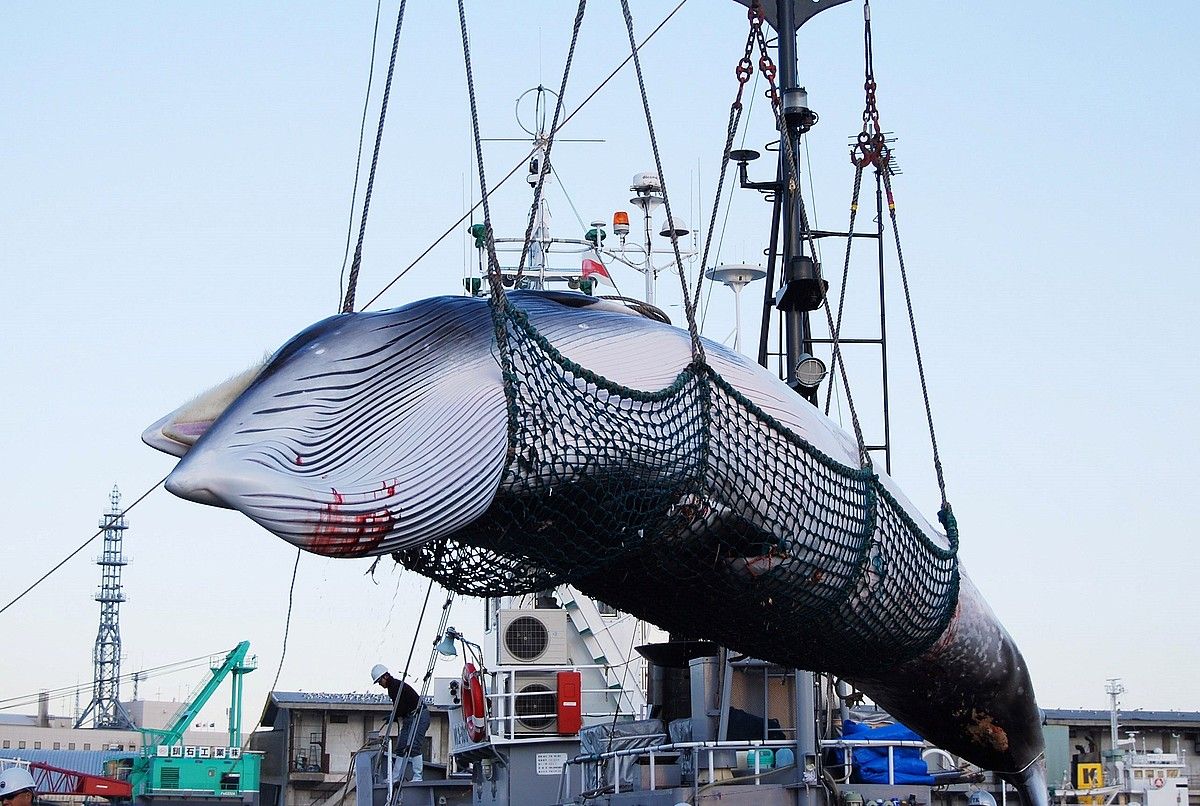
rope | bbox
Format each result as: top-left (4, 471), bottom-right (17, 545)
top-left (340, 0), bottom-right (410, 314)
top-left (824, 163), bottom-right (865, 416)
top-left (338, 0), bottom-right (387, 311)
top-left (386, 590), bottom-right (454, 806)
top-left (455, 0), bottom-right (504, 307)
top-left (0, 477), bottom-right (165, 616)
top-left (747, 11), bottom-right (872, 467)
top-left (399, 578), bottom-right (434, 685)
top-left (602, 616), bottom-right (642, 757)
top-left (515, 1), bottom-right (588, 281)
top-left (267, 548), bottom-right (302, 694)
top-left (618, 0), bottom-right (705, 364)
top-left (692, 4), bottom-right (761, 317)
top-left (377, 581), bottom-right (434, 762)
top-left (881, 167), bottom-right (949, 511)
top-left (359, 0), bottom-right (690, 311)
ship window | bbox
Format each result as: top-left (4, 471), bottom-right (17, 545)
top-left (18, 741), bottom-right (26, 750)
top-left (1, 741), bottom-right (8, 749)
top-left (34, 742), bottom-right (41, 749)
top-left (54, 742), bottom-right (61, 750)
top-left (69, 743), bottom-right (75, 750)
top-left (84, 743), bottom-right (91, 750)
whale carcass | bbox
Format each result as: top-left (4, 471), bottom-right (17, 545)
top-left (144, 291), bottom-right (1047, 803)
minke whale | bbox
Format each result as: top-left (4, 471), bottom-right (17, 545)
top-left (144, 291), bottom-right (1047, 804)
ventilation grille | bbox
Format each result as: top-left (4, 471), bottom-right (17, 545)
top-left (505, 615), bottom-right (549, 661)
top-left (496, 609), bottom-right (568, 665)
top-left (515, 681), bottom-right (556, 731)
top-left (160, 766), bottom-right (180, 789)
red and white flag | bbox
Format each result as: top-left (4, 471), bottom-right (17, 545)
top-left (581, 253), bottom-right (614, 287)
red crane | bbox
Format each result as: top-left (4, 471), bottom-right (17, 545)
top-left (26, 761), bottom-right (132, 799)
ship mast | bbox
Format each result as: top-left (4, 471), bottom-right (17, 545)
top-left (758, 4), bottom-right (852, 803)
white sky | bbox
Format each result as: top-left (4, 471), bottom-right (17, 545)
top-left (2, 1), bottom-right (1198, 731)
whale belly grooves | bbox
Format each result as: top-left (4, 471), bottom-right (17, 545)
top-left (147, 291), bottom-right (1044, 794)
top-left (160, 297), bottom-right (509, 555)
top-left (394, 295), bottom-right (962, 676)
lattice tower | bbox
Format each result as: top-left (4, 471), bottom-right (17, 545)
top-left (75, 485), bottom-right (135, 729)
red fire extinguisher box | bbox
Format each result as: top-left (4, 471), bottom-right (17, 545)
top-left (556, 670), bottom-right (583, 735)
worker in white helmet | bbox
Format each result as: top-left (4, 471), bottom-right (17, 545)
top-left (372, 664), bottom-right (429, 784)
top-left (0, 767), bottom-right (36, 806)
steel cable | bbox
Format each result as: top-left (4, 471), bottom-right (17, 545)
top-left (341, 0), bottom-right (411, 314)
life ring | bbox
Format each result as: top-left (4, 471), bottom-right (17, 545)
top-left (1152, 777), bottom-right (1164, 789)
top-left (461, 662), bottom-right (488, 743)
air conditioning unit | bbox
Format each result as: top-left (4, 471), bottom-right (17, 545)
top-left (508, 673), bottom-right (559, 735)
top-left (497, 609), bottom-right (569, 666)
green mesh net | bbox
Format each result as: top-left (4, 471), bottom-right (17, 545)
top-left (393, 304), bottom-right (959, 673)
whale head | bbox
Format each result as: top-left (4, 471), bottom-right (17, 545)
top-left (146, 296), bottom-right (509, 557)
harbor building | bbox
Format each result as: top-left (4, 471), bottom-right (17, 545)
top-left (250, 691), bottom-right (453, 806)
top-left (0, 699), bottom-right (233, 755)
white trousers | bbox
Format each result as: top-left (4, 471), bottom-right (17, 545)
top-left (388, 706), bottom-right (430, 783)
top-left (390, 752), bottom-right (423, 783)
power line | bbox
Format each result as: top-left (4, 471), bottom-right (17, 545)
top-left (0, 651), bottom-right (227, 712)
top-left (361, 0), bottom-right (691, 310)
top-left (0, 478), bottom-right (165, 617)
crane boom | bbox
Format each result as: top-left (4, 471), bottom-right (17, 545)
top-left (140, 641), bottom-right (255, 747)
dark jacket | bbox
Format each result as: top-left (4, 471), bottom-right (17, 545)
top-left (385, 678), bottom-right (420, 717)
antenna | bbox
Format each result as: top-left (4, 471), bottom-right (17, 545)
top-left (75, 485), bottom-right (135, 729)
top-left (1106, 677), bottom-right (1126, 787)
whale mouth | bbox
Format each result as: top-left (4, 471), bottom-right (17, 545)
top-left (163, 471), bottom-right (226, 508)
top-left (164, 449), bottom-right (403, 557)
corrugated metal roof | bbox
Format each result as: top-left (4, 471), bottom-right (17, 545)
top-left (0, 749), bottom-right (137, 777)
top-left (0, 716), bottom-right (37, 727)
top-left (1043, 709), bottom-right (1200, 725)
top-left (270, 692), bottom-right (391, 707)
top-left (258, 691), bottom-right (393, 727)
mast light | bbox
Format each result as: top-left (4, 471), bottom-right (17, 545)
top-left (612, 211), bottom-right (630, 236)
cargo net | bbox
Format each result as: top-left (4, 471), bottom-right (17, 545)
top-left (394, 306), bottom-right (960, 673)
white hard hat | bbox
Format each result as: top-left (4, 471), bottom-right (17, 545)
top-left (370, 664), bottom-right (389, 684)
top-left (0, 766), bottom-right (36, 797)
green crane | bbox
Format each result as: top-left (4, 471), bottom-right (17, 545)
top-left (140, 641), bottom-right (257, 749)
top-left (119, 641), bottom-right (262, 801)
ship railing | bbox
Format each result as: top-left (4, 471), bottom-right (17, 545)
top-left (820, 738), bottom-right (930, 785)
top-left (485, 665), bottom-right (640, 744)
top-left (559, 737), bottom-right (929, 801)
top-left (479, 236), bottom-right (697, 283)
